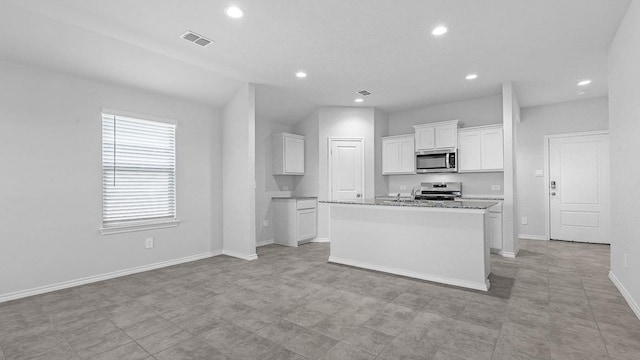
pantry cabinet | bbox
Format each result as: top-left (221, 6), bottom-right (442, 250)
top-left (413, 120), bottom-right (459, 151)
top-left (458, 125), bottom-right (504, 172)
top-left (382, 135), bottom-right (415, 175)
top-left (272, 133), bottom-right (305, 175)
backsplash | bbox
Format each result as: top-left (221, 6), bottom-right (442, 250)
top-left (385, 172), bottom-right (504, 197)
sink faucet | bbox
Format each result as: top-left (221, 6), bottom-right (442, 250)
top-left (411, 187), bottom-right (419, 201)
top-left (396, 193), bottom-right (401, 202)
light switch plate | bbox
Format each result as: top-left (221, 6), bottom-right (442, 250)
top-left (491, 185), bottom-right (501, 191)
top-left (521, 217), bottom-right (528, 225)
top-left (535, 170), bottom-right (544, 177)
top-left (400, 185), bottom-right (407, 190)
top-left (145, 237), bottom-right (154, 249)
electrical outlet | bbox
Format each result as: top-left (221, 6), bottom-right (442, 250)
top-left (624, 253), bottom-right (628, 269)
top-left (145, 237), bottom-right (154, 249)
top-left (491, 185), bottom-right (501, 191)
top-left (521, 217), bottom-right (528, 225)
top-left (283, 185), bottom-right (289, 191)
top-left (263, 220), bottom-right (269, 227)
top-left (400, 185), bottom-right (407, 190)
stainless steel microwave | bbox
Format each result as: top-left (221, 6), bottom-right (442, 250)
top-left (416, 150), bottom-right (457, 173)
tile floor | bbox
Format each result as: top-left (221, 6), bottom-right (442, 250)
top-left (1, 240), bottom-right (639, 360)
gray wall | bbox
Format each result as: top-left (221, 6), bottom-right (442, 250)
top-left (0, 60), bottom-right (221, 299)
top-left (609, 0), bottom-right (640, 317)
top-left (517, 97), bottom-right (609, 238)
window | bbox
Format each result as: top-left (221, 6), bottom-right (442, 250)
top-left (101, 112), bottom-right (177, 233)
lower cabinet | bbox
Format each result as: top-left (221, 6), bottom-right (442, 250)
top-left (272, 198), bottom-right (317, 246)
top-left (488, 207), bottom-right (503, 253)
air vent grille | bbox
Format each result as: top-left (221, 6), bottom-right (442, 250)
top-left (181, 31), bottom-right (214, 47)
top-left (357, 90), bottom-right (372, 96)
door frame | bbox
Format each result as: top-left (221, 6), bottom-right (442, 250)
top-left (543, 130), bottom-right (609, 240)
top-left (327, 137), bottom-right (365, 201)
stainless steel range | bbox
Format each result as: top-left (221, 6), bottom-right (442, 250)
top-left (414, 182), bottom-right (462, 201)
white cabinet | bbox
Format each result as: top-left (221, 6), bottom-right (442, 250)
top-left (273, 198), bottom-right (317, 246)
top-left (458, 125), bottom-right (504, 172)
top-left (487, 203), bottom-right (503, 253)
top-left (382, 135), bottom-right (415, 175)
top-left (413, 120), bottom-right (459, 151)
top-left (272, 133), bottom-right (305, 175)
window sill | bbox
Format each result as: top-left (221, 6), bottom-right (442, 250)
top-left (100, 220), bottom-right (180, 235)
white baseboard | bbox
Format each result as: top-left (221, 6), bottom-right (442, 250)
top-left (609, 271), bottom-right (640, 320)
top-left (328, 256), bottom-right (489, 291)
top-left (312, 237), bottom-right (330, 243)
top-left (256, 239), bottom-right (274, 247)
top-left (0, 251), bottom-right (223, 304)
top-left (518, 234), bottom-right (548, 241)
top-left (223, 250), bottom-right (258, 261)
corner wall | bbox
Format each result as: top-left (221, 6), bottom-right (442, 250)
top-left (254, 118), bottom-right (296, 246)
top-left (502, 83), bottom-right (520, 257)
top-left (0, 60), bottom-right (221, 301)
top-left (221, 84), bottom-right (257, 259)
top-left (609, 0), bottom-right (640, 318)
top-left (517, 97), bottom-right (609, 239)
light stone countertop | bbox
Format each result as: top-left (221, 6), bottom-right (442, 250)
top-left (271, 196), bottom-right (318, 200)
top-left (321, 198), bottom-right (498, 210)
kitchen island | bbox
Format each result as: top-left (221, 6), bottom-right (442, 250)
top-left (321, 199), bottom-right (497, 291)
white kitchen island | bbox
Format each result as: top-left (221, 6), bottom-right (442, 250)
top-left (322, 199), bottom-right (497, 291)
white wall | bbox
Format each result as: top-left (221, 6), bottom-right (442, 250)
top-left (517, 97), bottom-right (609, 238)
top-left (386, 95), bottom-right (505, 196)
top-left (222, 84), bottom-right (257, 259)
top-left (374, 109), bottom-right (389, 196)
top-left (0, 60), bottom-right (221, 300)
top-left (609, 0), bottom-right (640, 317)
top-left (293, 110), bottom-right (320, 197)
top-left (254, 118), bottom-right (296, 245)
top-left (502, 83), bottom-right (520, 257)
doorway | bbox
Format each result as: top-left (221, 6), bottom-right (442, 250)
top-left (328, 138), bottom-right (365, 201)
top-left (546, 131), bottom-right (610, 244)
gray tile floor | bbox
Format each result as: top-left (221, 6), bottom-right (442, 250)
top-left (1, 240), bottom-right (639, 360)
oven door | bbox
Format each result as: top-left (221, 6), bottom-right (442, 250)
top-left (416, 151), bottom-right (456, 173)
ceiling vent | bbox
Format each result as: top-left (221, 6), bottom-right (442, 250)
top-left (357, 90), bottom-right (372, 96)
top-left (181, 31), bottom-right (214, 47)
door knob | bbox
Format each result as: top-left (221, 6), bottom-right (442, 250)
top-left (356, 193), bottom-right (361, 198)
top-left (551, 192), bottom-right (556, 196)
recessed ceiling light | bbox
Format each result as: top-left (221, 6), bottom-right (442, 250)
top-left (577, 79), bottom-right (592, 86)
top-left (224, 6), bottom-right (244, 18)
top-left (295, 71), bottom-right (307, 79)
top-left (431, 25), bottom-right (448, 36)
top-left (465, 73), bottom-right (478, 80)
top-left (355, 98), bottom-right (364, 103)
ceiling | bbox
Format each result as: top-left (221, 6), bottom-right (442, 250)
top-left (0, 0), bottom-right (631, 124)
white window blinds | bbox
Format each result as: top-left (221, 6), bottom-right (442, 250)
top-left (102, 113), bottom-right (176, 227)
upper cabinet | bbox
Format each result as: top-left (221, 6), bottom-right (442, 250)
top-left (273, 132), bottom-right (305, 175)
top-left (382, 135), bottom-right (415, 175)
top-left (458, 125), bottom-right (504, 172)
top-left (412, 120), bottom-right (460, 151)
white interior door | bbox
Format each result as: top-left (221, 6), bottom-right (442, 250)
top-left (330, 139), bottom-right (364, 200)
top-left (549, 133), bottom-right (610, 243)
